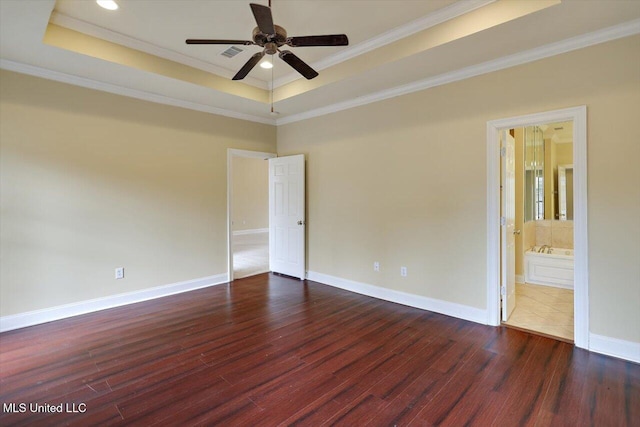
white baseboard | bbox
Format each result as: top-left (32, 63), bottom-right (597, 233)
top-left (589, 333), bottom-right (640, 364)
top-left (233, 228), bottom-right (269, 236)
top-left (4, 271), bottom-right (637, 364)
top-left (234, 269), bottom-right (271, 279)
top-left (306, 271), bottom-right (488, 325)
top-left (0, 273), bottom-right (229, 333)
top-left (306, 271), bottom-right (640, 364)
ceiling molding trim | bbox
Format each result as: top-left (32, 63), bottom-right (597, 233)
top-left (272, 0), bottom-right (496, 88)
top-left (3, 19), bottom-right (637, 128)
top-left (277, 18), bottom-right (640, 125)
top-left (0, 59), bottom-right (276, 126)
top-left (50, 11), bottom-right (269, 90)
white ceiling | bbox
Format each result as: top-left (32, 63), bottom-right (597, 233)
top-left (53, 0), bottom-right (459, 84)
top-left (1, 0), bottom-right (639, 125)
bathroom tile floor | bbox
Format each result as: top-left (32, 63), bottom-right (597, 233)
top-left (503, 282), bottom-right (574, 341)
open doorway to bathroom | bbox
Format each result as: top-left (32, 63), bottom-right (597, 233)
top-left (227, 149), bottom-right (276, 280)
top-left (487, 106), bottom-right (588, 349)
top-left (501, 123), bottom-right (575, 342)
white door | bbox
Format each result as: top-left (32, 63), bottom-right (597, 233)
top-left (269, 155), bottom-right (306, 280)
top-left (501, 130), bottom-right (517, 321)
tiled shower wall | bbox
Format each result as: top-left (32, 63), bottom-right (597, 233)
top-left (530, 220), bottom-right (574, 249)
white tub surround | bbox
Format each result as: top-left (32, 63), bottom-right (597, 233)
top-left (525, 246), bottom-right (574, 289)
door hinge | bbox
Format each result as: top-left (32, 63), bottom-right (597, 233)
top-left (500, 216), bottom-right (506, 226)
top-left (501, 286), bottom-right (506, 296)
top-left (500, 147), bottom-right (506, 157)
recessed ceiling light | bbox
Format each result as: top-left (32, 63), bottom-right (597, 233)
top-left (96, 0), bottom-right (118, 10)
top-left (260, 61), bottom-right (273, 69)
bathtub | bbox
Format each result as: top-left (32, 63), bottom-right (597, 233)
top-left (524, 246), bottom-right (574, 290)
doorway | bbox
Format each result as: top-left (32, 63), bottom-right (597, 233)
top-left (486, 106), bottom-right (589, 349)
top-left (227, 149), bottom-right (276, 281)
top-left (501, 124), bottom-right (575, 342)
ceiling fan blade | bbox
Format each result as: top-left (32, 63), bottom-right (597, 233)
top-left (250, 3), bottom-right (275, 35)
top-left (233, 51), bottom-right (265, 80)
top-left (287, 34), bottom-right (349, 47)
top-left (278, 50), bottom-right (318, 80)
top-left (186, 39), bottom-right (254, 45)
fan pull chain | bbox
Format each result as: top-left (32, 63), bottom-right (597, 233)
top-left (270, 60), bottom-right (275, 114)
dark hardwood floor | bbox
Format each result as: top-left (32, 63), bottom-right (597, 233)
top-left (0, 273), bottom-right (638, 426)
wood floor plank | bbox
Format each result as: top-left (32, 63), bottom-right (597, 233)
top-left (1, 273), bottom-right (637, 426)
top-left (115, 369), bottom-right (230, 419)
top-left (367, 368), bottom-right (451, 426)
top-left (417, 348), bottom-right (509, 426)
top-left (368, 336), bottom-right (454, 401)
top-left (278, 377), bottom-right (366, 426)
top-left (487, 338), bottom-right (566, 426)
top-left (324, 392), bottom-right (387, 426)
top-left (248, 372), bottom-right (346, 425)
top-left (576, 352), bottom-right (638, 427)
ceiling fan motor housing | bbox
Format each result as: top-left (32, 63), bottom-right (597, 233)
top-left (252, 25), bottom-right (287, 49)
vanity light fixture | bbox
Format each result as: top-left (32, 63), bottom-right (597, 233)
top-left (97, 0), bottom-right (119, 10)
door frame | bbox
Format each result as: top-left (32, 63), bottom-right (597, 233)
top-left (227, 149), bottom-right (277, 282)
top-left (501, 130), bottom-right (516, 322)
top-left (486, 106), bottom-right (588, 349)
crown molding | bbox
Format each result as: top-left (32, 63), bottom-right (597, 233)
top-left (50, 11), bottom-right (269, 90)
top-left (272, 0), bottom-right (496, 88)
top-left (276, 18), bottom-right (640, 125)
top-left (0, 59), bottom-right (276, 125)
top-left (3, 19), bottom-right (638, 128)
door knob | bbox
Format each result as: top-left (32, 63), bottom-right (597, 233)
top-left (513, 229), bottom-right (521, 235)
top-left (297, 220), bottom-right (305, 225)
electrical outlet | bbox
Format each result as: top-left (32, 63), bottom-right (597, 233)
top-left (400, 266), bottom-right (407, 277)
top-left (374, 262), bottom-right (380, 272)
top-left (115, 267), bottom-right (124, 279)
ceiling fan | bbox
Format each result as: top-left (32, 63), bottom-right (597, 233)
top-left (185, 1), bottom-right (349, 81)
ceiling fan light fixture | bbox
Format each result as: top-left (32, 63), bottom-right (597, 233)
top-left (260, 61), bottom-right (273, 69)
top-left (96, 0), bottom-right (118, 11)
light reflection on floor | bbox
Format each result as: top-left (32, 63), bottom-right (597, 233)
top-left (233, 232), bottom-right (269, 279)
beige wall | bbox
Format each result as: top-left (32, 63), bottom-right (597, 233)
top-left (1, 36), bottom-right (638, 345)
top-left (232, 156), bottom-right (268, 231)
top-left (555, 142), bottom-right (573, 166)
top-left (0, 70), bottom-right (276, 316)
top-left (278, 36), bottom-right (640, 343)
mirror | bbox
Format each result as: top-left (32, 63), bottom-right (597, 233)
top-left (524, 126), bottom-right (545, 222)
top-left (524, 121), bottom-right (573, 221)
